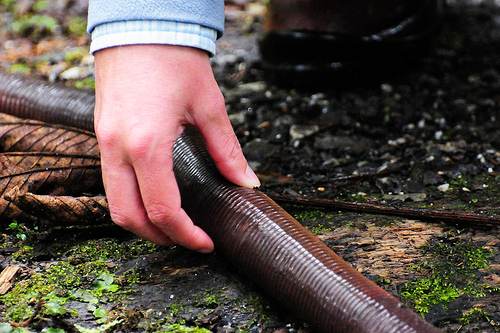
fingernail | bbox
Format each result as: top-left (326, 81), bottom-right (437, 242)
top-left (244, 164), bottom-right (261, 188)
top-left (198, 247), bottom-right (214, 254)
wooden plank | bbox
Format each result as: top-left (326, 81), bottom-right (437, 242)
top-left (0, 265), bottom-right (20, 295)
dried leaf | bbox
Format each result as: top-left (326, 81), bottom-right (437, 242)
top-left (0, 152), bottom-right (101, 219)
top-left (0, 113), bottom-right (99, 155)
top-left (12, 192), bottom-right (110, 225)
top-left (0, 197), bottom-right (32, 221)
top-left (0, 112), bottom-right (102, 222)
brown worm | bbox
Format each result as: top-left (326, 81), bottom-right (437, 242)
top-left (0, 72), bottom-right (440, 333)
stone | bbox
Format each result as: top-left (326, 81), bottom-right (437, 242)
top-left (228, 112), bottom-right (246, 126)
top-left (289, 124), bottom-right (319, 140)
top-left (60, 66), bottom-right (91, 80)
top-left (382, 193), bottom-right (427, 202)
top-left (243, 139), bottom-right (279, 161)
top-left (437, 183), bottom-right (450, 192)
top-left (314, 134), bottom-right (370, 155)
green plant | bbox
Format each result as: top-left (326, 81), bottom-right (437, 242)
top-left (11, 15), bottom-right (58, 39)
top-left (400, 238), bottom-right (492, 316)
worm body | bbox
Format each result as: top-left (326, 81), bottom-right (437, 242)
top-left (0, 72), bottom-right (440, 333)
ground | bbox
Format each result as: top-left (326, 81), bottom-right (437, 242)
top-left (0, 0), bottom-right (499, 332)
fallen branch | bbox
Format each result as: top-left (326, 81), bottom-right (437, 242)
top-left (270, 194), bottom-right (499, 226)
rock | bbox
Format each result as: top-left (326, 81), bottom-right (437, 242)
top-left (234, 81), bottom-right (267, 95)
top-left (314, 134), bottom-right (370, 155)
top-left (60, 66), bottom-right (91, 80)
top-left (243, 139), bottom-right (279, 161)
top-left (273, 115), bottom-right (295, 127)
top-left (381, 83), bottom-right (393, 93)
top-left (217, 326), bottom-right (236, 333)
top-left (228, 112), bottom-right (246, 126)
top-left (382, 193), bottom-right (427, 202)
top-left (289, 124), bottom-right (319, 140)
top-left (423, 171), bottom-right (442, 186)
top-left (214, 54), bottom-right (239, 67)
top-left (437, 183), bottom-right (450, 192)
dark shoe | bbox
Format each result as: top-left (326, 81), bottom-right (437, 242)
top-left (259, 0), bottom-right (443, 86)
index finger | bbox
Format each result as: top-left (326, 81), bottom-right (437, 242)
top-left (127, 129), bottom-right (214, 253)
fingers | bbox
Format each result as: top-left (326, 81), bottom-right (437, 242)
top-left (127, 130), bottom-right (214, 253)
top-left (192, 92), bottom-right (260, 189)
top-left (99, 152), bottom-right (173, 246)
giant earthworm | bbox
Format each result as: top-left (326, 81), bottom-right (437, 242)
top-left (0, 72), bottom-right (440, 333)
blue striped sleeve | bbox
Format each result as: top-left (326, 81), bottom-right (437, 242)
top-left (89, 20), bottom-right (218, 55)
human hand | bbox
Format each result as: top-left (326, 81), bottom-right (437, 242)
top-left (94, 45), bottom-right (260, 252)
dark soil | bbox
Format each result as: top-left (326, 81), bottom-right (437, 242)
top-left (0, 0), bottom-right (498, 332)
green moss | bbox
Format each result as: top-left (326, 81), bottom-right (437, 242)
top-left (400, 237), bottom-right (493, 316)
top-left (0, 0), bottom-right (15, 11)
top-left (199, 293), bottom-right (220, 308)
top-left (64, 47), bottom-right (87, 64)
top-left (159, 324), bottom-right (211, 333)
top-left (8, 63), bottom-right (31, 75)
top-left (448, 174), bottom-right (468, 190)
top-left (11, 15), bottom-right (59, 39)
top-left (65, 239), bottom-right (158, 262)
top-left (459, 306), bottom-right (491, 325)
top-left (74, 78), bottom-right (95, 90)
top-left (293, 209), bottom-right (336, 235)
top-left (168, 303), bottom-right (184, 317)
top-left (0, 257), bottom-right (115, 322)
top-left (293, 209), bottom-right (330, 221)
top-left (309, 224), bottom-right (332, 235)
top-left (32, 0), bottom-right (48, 12)
top-left (67, 16), bottom-right (87, 37)
top-left (0, 238), bottom-right (161, 324)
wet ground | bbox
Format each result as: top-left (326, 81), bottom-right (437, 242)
top-left (0, 0), bottom-right (499, 332)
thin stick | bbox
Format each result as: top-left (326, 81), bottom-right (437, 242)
top-left (270, 194), bottom-right (499, 226)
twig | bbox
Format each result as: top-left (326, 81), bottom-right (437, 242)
top-left (270, 194), bottom-right (499, 226)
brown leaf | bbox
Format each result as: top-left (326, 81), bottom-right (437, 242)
top-left (11, 192), bottom-right (110, 225)
top-left (0, 113), bottom-right (99, 156)
top-left (0, 152), bottom-right (102, 219)
top-left (0, 197), bottom-right (32, 221)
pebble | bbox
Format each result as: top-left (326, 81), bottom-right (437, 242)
top-left (228, 112), bottom-right (246, 126)
top-left (314, 134), bottom-right (369, 155)
top-left (289, 124), bottom-right (319, 140)
top-left (381, 83), bottom-right (393, 93)
top-left (233, 81), bottom-right (267, 96)
top-left (60, 66), bottom-right (91, 80)
top-left (243, 139), bottom-right (279, 161)
top-left (383, 193), bottom-right (427, 202)
top-left (437, 183), bottom-right (450, 192)
top-left (273, 115), bottom-right (295, 127)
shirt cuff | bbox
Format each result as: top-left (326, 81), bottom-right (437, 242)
top-left (90, 20), bottom-right (218, 56)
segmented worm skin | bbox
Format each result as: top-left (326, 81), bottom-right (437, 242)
top-left (0, 73), bottom-right (440, 333)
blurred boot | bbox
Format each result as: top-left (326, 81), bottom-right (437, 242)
top-left (259, 0), bottom-right (443, 86)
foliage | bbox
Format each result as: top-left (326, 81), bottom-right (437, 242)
top-left (160, 324), bottom-right (211, 333)
top-left (74, 77), bottom-right (95, 90)
top-left (8, 63), bottom-right (31, 75)
top-left (67, 16), bottom-right (87, 37)
top-left (400, 237), bottom-right (493, 316)
top-left (11, 15), bottom-right (58, 39)
top-left (0, 259), bottom-right (115, 322)
top-left (293, 209), bottom-right (335, 235)
top-left (7, 221), bottom-right (27, 241)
